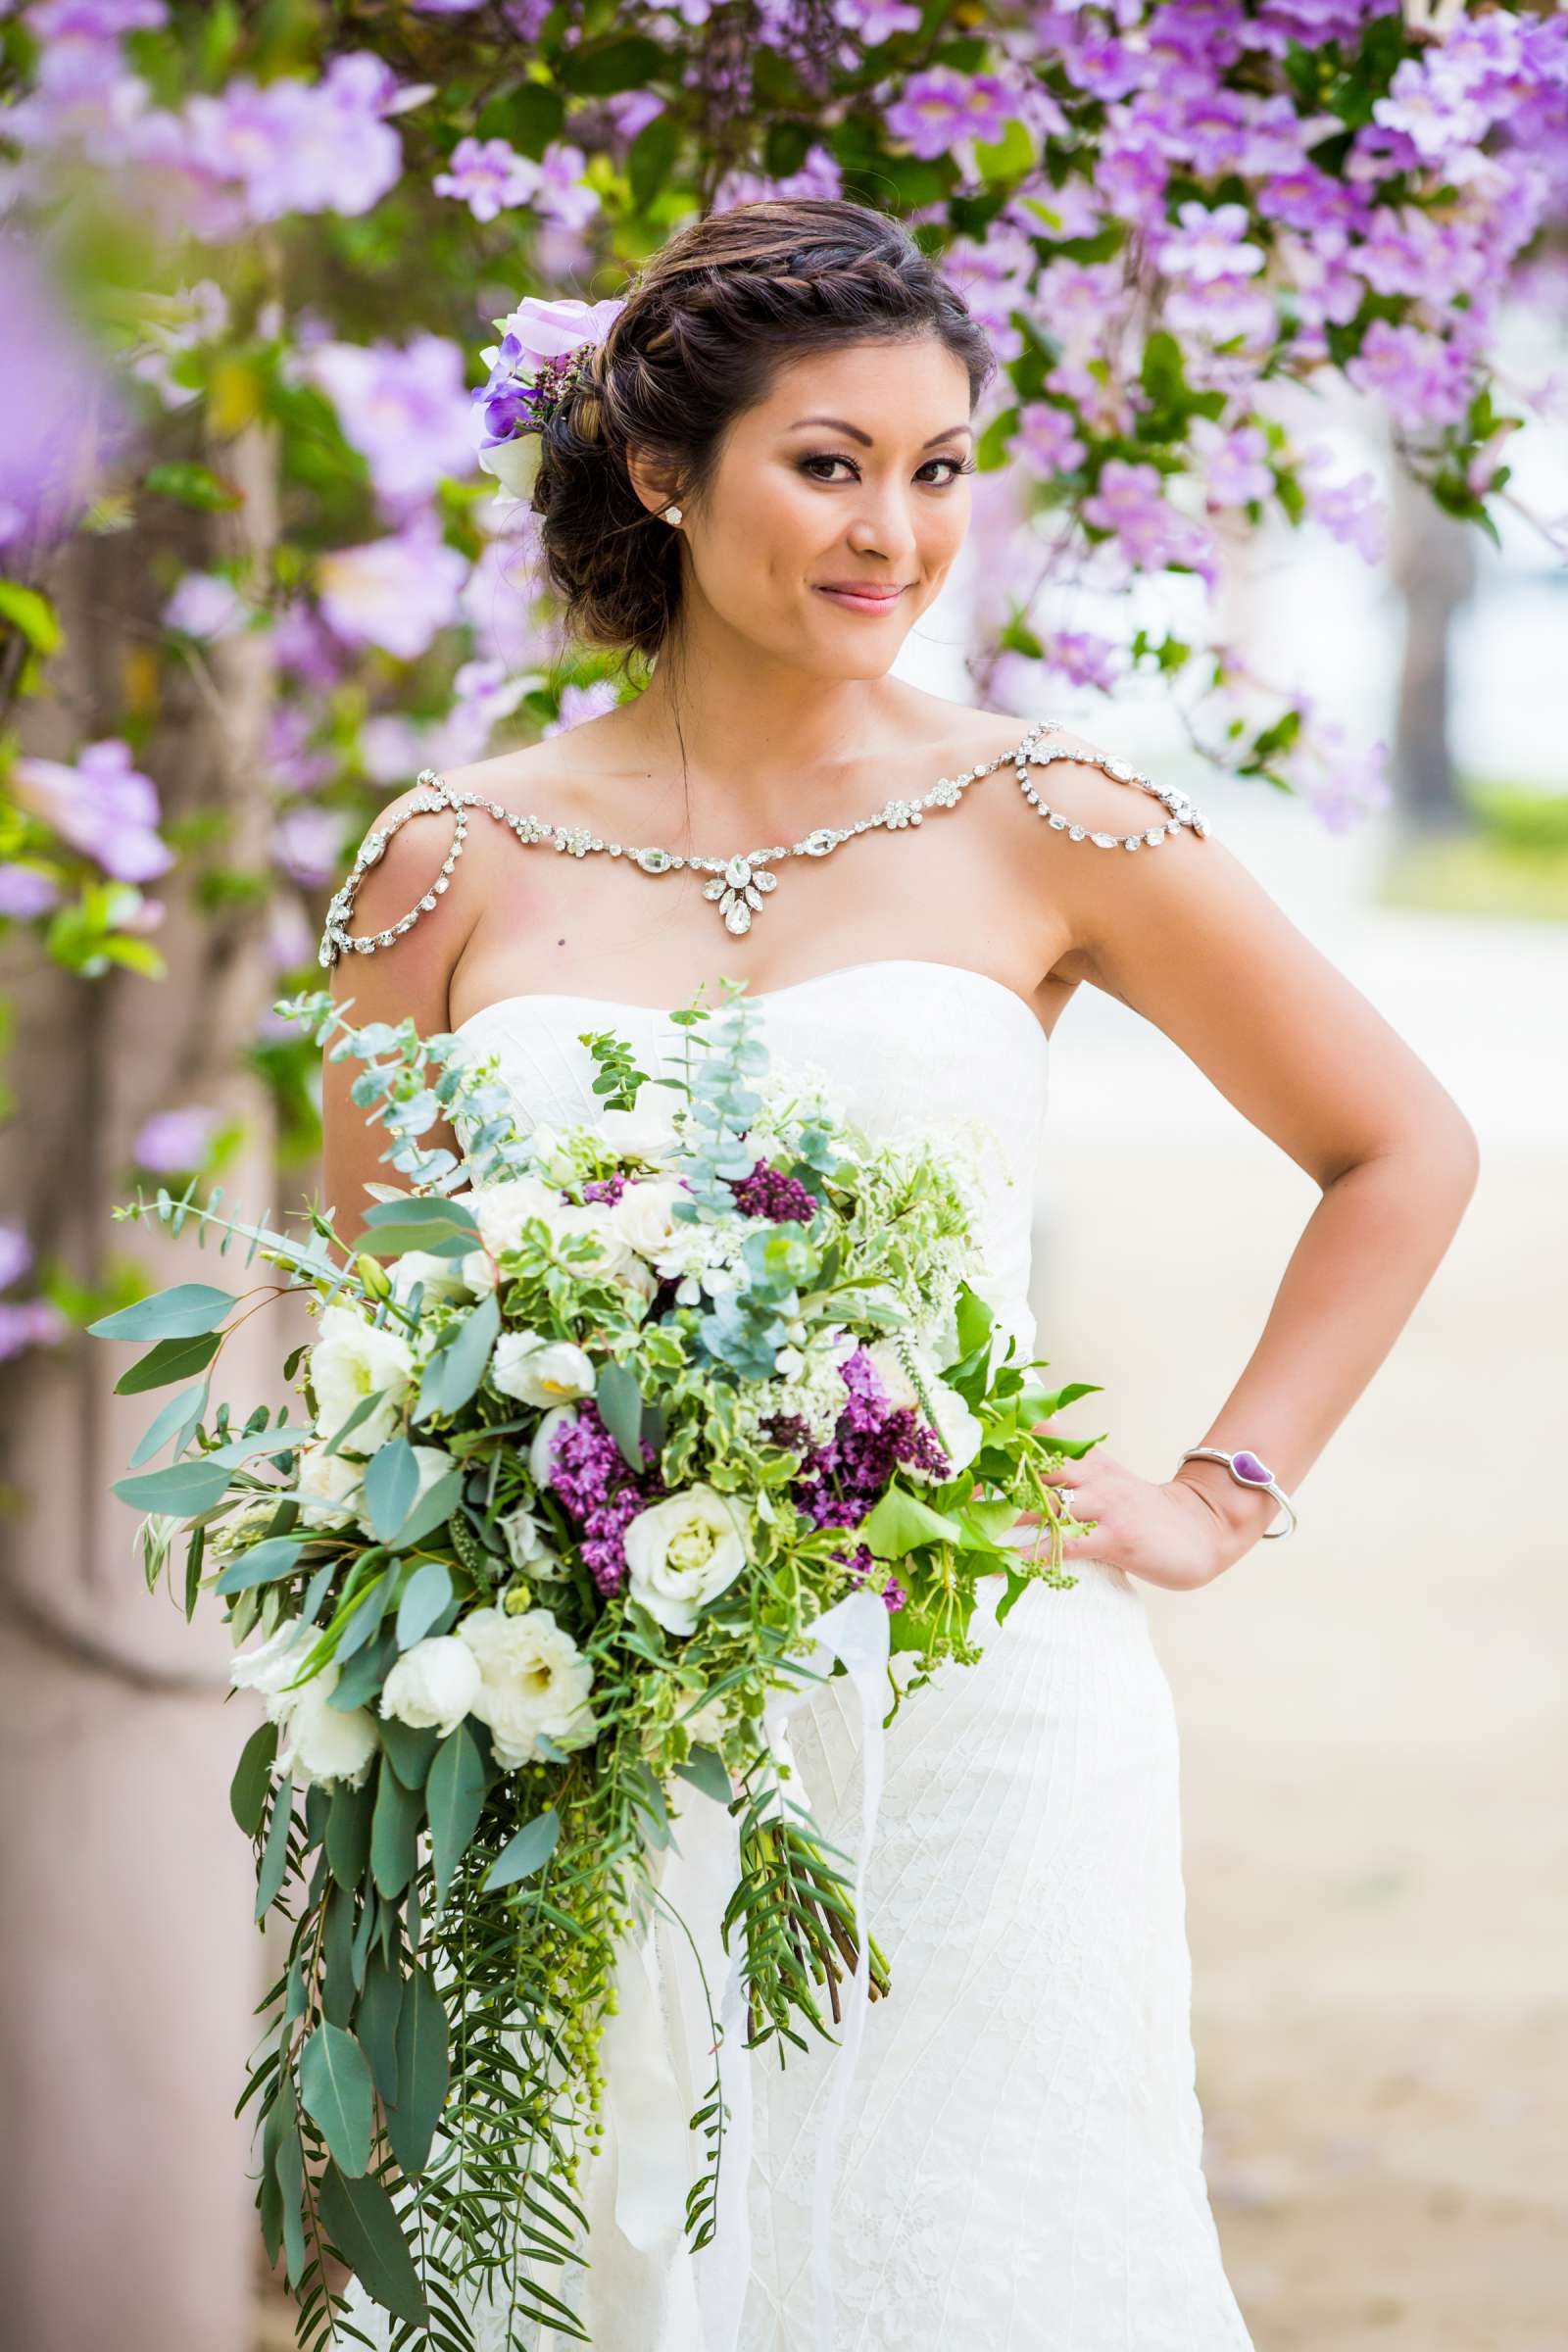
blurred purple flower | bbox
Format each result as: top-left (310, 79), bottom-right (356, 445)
top-left (12, 741), bottom-right (175, 884)
top-left (1189, 417), bottom-right (1274, 509)
top-left (0, 1299), bottom-right (68, 1363)
top-left (28, 0), bottom-right (166, 29)
top-left (0, 1221), bottom-right (31, 1291)
top-left (272, 804), bottom-right (348, 890)
top-left (1042, 630), bottom-right (1122, 693)
top-left (0, 865), bottom-right (63, 918)
top-left (317, 525), bottom-right (468, 662)
top-left (302, 334), bottom-right (476, 512)
top-left (885, 68), bottom-right (1013, 160)
top-left (162, 569), bottom-right (248, 640)
top-left (1016, 402), bottom-right (1086, 476)
top-left (431, 136), bottom-right (542, 222)
top-left (133, 1104), bottom-right (221, 1173)
top-left (181, 51), bottom-right (404, 226)
top-left (0, 237), bottom-right (127, 552)
top-left (544, 681), bottom-right (620, 735)
top-left (270, 599), bottom-right (347, 692)
top-left (1299, 455), bottom-right (1388, 564)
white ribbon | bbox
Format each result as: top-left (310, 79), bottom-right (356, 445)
top-left (571, 1589), bottom-right (891, 2351)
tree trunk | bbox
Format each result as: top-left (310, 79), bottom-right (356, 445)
top-left (0, 415), bottom-right (287, 2352)
top-left (1389, 467), bottom-right (1478, 838)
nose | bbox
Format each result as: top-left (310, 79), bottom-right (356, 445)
top-left (844, 479), bottom-right (921, 569)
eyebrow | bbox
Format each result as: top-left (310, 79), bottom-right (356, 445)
top-left (785, 416), bottom-right (974, 450)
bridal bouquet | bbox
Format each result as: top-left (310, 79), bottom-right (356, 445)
top-left (92, 981), bottom-right (1098, 2348)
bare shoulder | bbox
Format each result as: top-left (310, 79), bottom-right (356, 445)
top-left (323, 776), bottom-right (488, 1031)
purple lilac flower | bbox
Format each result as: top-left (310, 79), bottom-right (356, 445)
top-left (788, 1348), bottom-right (952, 1536)
top-left (581, 1173), bottom-right (628, 1206)
top-left (546, 1399), bottom-right (663, 1597)
top-left (11, 740), bottom-right (174, 884)
top-left (133, 1104), bottom-right (221, 1172)
top-left (432, 135), bottom-right (542, 222)
top-left (0, 865), bottom-right (63, 918)
top-left (840, 1541), bottom-right (906, 1614)
top-left (303, 333), bottom-right (476, 512)
top-left (728, 1160), bottom-right (818, 1224)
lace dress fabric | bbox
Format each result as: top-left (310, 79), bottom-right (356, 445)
top-left (339, 958), bottom-right (1255, 2352)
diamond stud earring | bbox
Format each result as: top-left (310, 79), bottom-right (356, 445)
top-left (662, 505), bottom-right (682, 526)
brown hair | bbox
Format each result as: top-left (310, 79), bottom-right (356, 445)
top-left (531, 197), bottom-right (996, 670)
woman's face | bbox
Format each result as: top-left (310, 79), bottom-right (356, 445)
top-left (662, 334), bottom-right (976, 676)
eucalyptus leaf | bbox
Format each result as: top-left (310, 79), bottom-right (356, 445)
top-left (388, 1466), bottom-right (464, 1551)
top-left (364, 1438), bottom-right (418, 1544)
top-left (112, 1455), bottom-right (231, 1516)
top-left (482, 1807), bottom-right (561, 1892)
top-left (321, 1885), bottom-right (358, 2027)
top-left (229, 1719), bottom-right (278, 1838)
top-left (89, 1281), bottom-right (235, 1341)
top-left (426, 1724), bottom-right (486, 1909)
top-left (113, 1330), bottom-right (223, 1395)
top-left (396, 1558), bottom-right (452, 1649)
top-left (413, 1292), bottom-right (499, 1424)
top-left (255, 1777), bottom-right (295, 1919)
top-left (326, 1775), bottom-right (375, 1890)
top-left (330, 1625), bottom-right (398, 1712)
top-left (370, 1755), bottom-right (422, 1899)
top-left (355, 1949), bottom-right (403, 2105)
top-left (318, 2163), bottom-right (427, 2328)
top-left (596, 1361), bottom-right (645, 1472)
top-left (378, 1716), bottom-right (439, 1789)
top-left (215, 1534), bottom-right (308, 1596)
top-left (384, 1962), bottom-right (449, 2176)
top-left (128, 1378), bottom-right (209, 1469)
top-left (299, 2021), bottom-right (373, 2177)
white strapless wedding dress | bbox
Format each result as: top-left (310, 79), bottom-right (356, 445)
top-left (340, 956), bottom-right (1255, 2352)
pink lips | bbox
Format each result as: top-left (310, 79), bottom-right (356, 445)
top-left (815, 584), bottom-right (906, 612)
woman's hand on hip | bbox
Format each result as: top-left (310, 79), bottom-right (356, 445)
top-left (1019, 1453), bottom-right (1241, 1593)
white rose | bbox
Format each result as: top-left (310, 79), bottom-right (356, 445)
top-left (611, 1176), bottom-right (692, 1261)
top-left (472, 1175), bottom-right (564, 1259)
top-left (622, 1486), bottom-right (749, 1638)
top-left (276, 1668), bottom-right (379, 1789)
top-left (295, 1441), bottom-right (366, 1528)
top-left (594, 1099), bottom-right (681, 1162)
top-left (491, 1330), bottom-right (597, 1407)
top-left (310, 1303), bottom-right (414, 1450)
top-left (458, 1603), bottom-right (598, 1769)
top-left (499, 1502), bottom-right (566, 1581)
top-left (229, 1616), bottom-right (314, 1720)
top-left (551, 1202), bottom-right (641, 1283)
top-left (388, 1249), bottom-right (477, 1306)
top-left (463, 1247), bottom-right (498, 1294)
top-left (529, 1403), bottom-right (578, 1490)
top-left (379, 1635), bottom-right (482, 1739)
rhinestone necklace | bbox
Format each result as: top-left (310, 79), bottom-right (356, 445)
top-left (318, 717), bottom-right (1209, 967)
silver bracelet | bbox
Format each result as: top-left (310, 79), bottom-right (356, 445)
top-left (1177, 1447), bottom-right (1298, 1540)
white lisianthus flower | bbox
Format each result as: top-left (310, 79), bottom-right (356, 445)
top-left (379, 1635), bottom-right (482, 1739)
top-left (499, 1502), bottom-right (566, 1581)
top-left (611, 1175), bottom-right (691, 1261)
top-left (276, 1666), bottom-right (379, 1789)
top-left (310, 1303), bottom-right (414, 1450)
top-left (458, 1603), bottom-right (598, 1769)
top-left (550, 1201), bottom-right (641, 1283)
top-left (229, 1616), bottom-right (315, 1719)
top-left (529, 1402), bottom-right (578, 1490)
top-left (295, 1441), bottom-right (366, 1528)
top-left (594, 1098), bottom-right (682, 1162)
top-left (491, 1329), bottom-right (597, 1407)
top-left (472, 1174), bottom-right (564, 1259)
top-left (388, 1248), bottom-right (478, 1306)
top-left (866, 1340), bottom-right (983, 1482)
top-left (623, 1486), bottom-right (749, 1638)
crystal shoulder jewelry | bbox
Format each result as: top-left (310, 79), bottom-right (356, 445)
top-left (318, 720), bottom-right (1211, 966)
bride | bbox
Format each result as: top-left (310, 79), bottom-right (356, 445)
top-left (321, 198), bottom-right (1478, 2350)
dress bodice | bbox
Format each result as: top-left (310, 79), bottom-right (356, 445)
top-left (452, 956), bottom-right (1051, 1358)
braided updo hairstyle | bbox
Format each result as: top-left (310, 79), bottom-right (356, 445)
top-left (532, 198), bottom-right (996, 671)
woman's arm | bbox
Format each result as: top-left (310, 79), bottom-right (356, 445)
top-left (319, 791), bottom-right (482, 1253)
top-left (1018, 741), bottom-right (1481, 1591)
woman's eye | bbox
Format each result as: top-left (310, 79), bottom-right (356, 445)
top-left (798, 454), bottom-right (973, 486)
